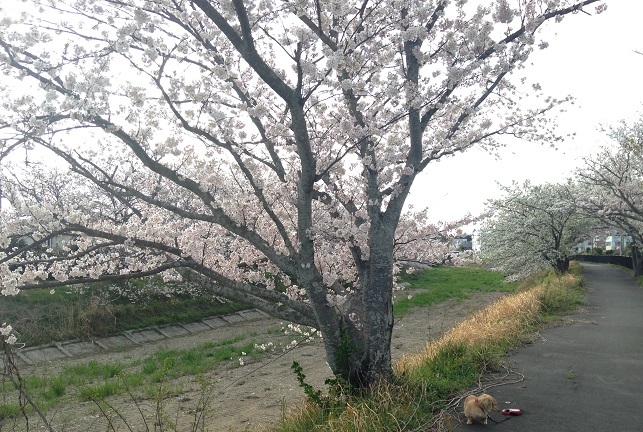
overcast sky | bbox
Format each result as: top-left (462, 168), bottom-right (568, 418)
top-left (410, 1), bottom-right (643, 223)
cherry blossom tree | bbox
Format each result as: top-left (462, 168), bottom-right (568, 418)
top-left (576, 119), bottom-right (643, 275)
top-left (0, 0), bottom-right (604, 386)
top-left (479, 181), bottom-right (589, 277)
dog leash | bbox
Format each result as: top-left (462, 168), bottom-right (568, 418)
top-left (486, 414), bottom-right (511, 424)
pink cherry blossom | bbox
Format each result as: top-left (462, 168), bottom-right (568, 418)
top-left (0, 0), bottom-right (605, 386)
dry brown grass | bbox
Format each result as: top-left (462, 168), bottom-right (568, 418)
top-left (395, 285), bottom-right (545, 374)
top-left (395, 266), bottom-right (583, 374)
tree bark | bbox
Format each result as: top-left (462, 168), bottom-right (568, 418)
top-left (361, 241), bottom-right (395, 385)
top-left (333, 225), bottom-right (396, 387)
top-left (306, 221), bottom-right (397, 388)
top-left (631, 245), bottom-right (643, 277)
top-left (555, 256), bottom-right (570, 273)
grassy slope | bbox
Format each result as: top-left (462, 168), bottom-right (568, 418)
top-left (1, 267), bottom-right (514, 346)
top-left (394, 266), bottom-right (519, 316)
top-left (0, 283), bottom-right (249, 346)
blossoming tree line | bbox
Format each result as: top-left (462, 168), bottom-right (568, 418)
top-left (479, 118), bottom-right (643, 279)
top-left (575, 120), bottom-right (643, 276)
top-left (478, 180), bottom-right (589, 278)
top-left (0, 0), bottom-right (605, 387)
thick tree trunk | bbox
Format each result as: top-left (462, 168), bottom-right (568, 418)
top-left (555, 256), bottom-right (570, 273)
top-left (631, 246), bottom-right (643, 277)
top-left (324, 228), bottom-right (400, 389)
top-left (332, 228), bottom-right (396, 388)
top-left (333, 284), bottom-right (394, 387)
top-left (360, 237), bottom-right (395, 384)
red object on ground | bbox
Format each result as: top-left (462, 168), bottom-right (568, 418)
top-left (502, 409), bottom-right (522, 416)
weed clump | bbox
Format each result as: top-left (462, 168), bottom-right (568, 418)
top-left (538, 270), bottom-right (586, 316)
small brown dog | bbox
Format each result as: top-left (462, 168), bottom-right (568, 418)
top-left (464, 394), bottom-right (499, 425)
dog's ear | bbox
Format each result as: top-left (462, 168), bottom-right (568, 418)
top-left (481, 398), bottom-right (491, 411)
top-left (481, 396), bottom-right (494, 411)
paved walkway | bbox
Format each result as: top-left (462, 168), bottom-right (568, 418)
top-left (455, 263), bottom-right (643, 431)
top-left (11, 309), bottom-right (269, 365)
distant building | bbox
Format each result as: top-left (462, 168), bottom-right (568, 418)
top-left (452, 236), bottom-right (473, 251)
top-left (605, 235), bottom-right (632, 254)
top-left (574, 235), bottom-right (603, 253)
top-left (6, 233), bottom-right (76, 253)
top-left (574, 232), bottom-right (633, 255)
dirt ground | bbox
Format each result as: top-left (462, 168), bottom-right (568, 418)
top-left (13, 291), bottom-right (506, 432)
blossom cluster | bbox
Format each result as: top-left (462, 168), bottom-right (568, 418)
top-left (0, 323), bottom-right (17, 345)
top-left (282, 323), bottom-right (317, 340)
top-left (253, 342), bottom-right (275, 352)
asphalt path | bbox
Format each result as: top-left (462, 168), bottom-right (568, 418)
top-left (454, 263), bottom-right (643, 432)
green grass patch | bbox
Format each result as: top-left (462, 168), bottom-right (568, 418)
top-left (404, 343), bottom-right (480, 399)
top-left (24, 375), bottom-right (67, 401)
top-left (141, 337), bottom-right (258, 379)
top-left (62, 360), bottom-right (124, 382)
top-left (79, 381), bottom-right (121, 401)
top-left (0, 402), bottom-right (21, 421)
top-left (394, 266), bottom-right (518, 316)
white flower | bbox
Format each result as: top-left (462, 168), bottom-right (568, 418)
top-left (595, 4), bottom-right (608, 14)
top-left (0, 324), bottom-right (12, 336)
top-left (401, 166), bottom-right (414, 176)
